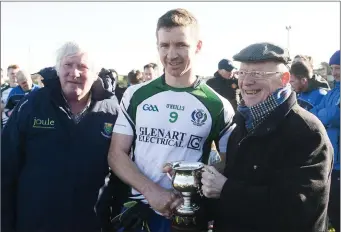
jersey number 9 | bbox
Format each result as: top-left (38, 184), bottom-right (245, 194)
top-left (169, 112), bottom-right (178, 123)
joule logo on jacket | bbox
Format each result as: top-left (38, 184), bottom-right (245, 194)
top-left (32, 117), bottom-right (55, 129)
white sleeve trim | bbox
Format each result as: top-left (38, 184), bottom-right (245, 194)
top-left (218, 123), bottom-right (236, 152)
top-left (112, 83), bottom-right (149, 136)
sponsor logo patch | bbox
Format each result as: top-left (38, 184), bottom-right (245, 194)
top-left (101, 122), bottom-right (114, 138)
top-left (191, 109), bottom-right (207, 126)
top-left (33, 117), bottom-right (55, 129)
top-left (187, 135), bottom-right (203, 150)
top-left (138, 127), bottom-right (186, 147)
top-left (142, 104), bottom-right (159, 112)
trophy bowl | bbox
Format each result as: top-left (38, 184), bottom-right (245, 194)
top-left (167, 161), bottom-right (204, 231)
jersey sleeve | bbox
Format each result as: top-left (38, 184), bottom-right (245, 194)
top-left (112, 87), bottom-right (134, 136)
top-left (215, 98), bottom-right (235, 153)
top-left (5, 88), bottom-right (15, 105)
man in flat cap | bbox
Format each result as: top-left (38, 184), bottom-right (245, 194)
top-left (199, 42), bottom-right (333, 232)
top-left (206, 59), bottom-right (241, 110)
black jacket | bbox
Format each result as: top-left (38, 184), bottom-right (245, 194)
top-left (306, 74), bottom-right (330, 92)
top-left (206, 72), bottom-right (241, 110)
top-left (211, 93), bottom-right (333, 232)
top-left (115, 86), bottom-right (126, 103)
top-left (1, 77), bottom-right (120, 232)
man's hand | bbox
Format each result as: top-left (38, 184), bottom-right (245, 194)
top-left (162, 163), bottom-right (175, 178)
top-left (144, 184), bottom-right (182, 218)
top-left (201, 165), bottom-right (227, 199)
top-left (143, 163), bottom-right (184, 218)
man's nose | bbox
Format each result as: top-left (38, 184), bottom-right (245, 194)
top-left (70, 67), bottom-right (81, 78)
top-left (167, 47), bottom-right (178, 59)
top-left (242, 76), bottom-right (256, 85)
top-left (332, 69), bottom-right (338, 77)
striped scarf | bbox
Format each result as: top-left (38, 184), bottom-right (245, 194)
top-left (238, 84), bottom-right (292, 131)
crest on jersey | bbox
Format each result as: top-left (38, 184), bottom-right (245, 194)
top-left (101, 122), bottom-right (113, 138)
top-left (191, 109), bottom-right (207, 126)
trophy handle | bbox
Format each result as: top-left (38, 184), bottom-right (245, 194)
top-left (167, 172), bottom-right (173, 180)
top-left (195, 169), bottom-right (205, 197)
top-left (164, 161), bottom-right (179, 180)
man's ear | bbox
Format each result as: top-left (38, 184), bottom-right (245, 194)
top-left (195, 40), bottom-right (202, 54)
top-left (301, 77), bottom-right (308, 85)
top-left (281, 72), bottom-right (290, 85)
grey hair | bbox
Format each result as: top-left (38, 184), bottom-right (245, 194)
top-left (55, 41), bottom-right (97, 75)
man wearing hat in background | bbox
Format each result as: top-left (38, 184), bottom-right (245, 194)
top-left (311, 50), bottom-right (340, 232)
top-left (199, 42), bottom-right (333, 232)
top-left (206, 59), bottom-right (241, 110)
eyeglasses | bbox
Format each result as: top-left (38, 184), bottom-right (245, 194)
top-left (235, 70), bottom-right (283, 79)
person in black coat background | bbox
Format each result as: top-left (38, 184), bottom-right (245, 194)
top-left (206, 59), bottom-right (241, 111)
top-left (200, 42), bottom-right (333, 232)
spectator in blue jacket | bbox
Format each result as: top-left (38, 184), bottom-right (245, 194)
top-left (5, 69), bottom-right (40, 110)
top-left (1, 41), bottom-right (122, 232)
top-left (311, 49), bottom-right (340, 232)
top-left (290, 60), bottom-right (329, 111)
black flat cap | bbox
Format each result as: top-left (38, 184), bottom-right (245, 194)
top-left (233, 42), bottom-right (291, 64)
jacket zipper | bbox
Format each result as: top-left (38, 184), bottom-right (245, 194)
top-left (238, 127), bottom-right (257, 146)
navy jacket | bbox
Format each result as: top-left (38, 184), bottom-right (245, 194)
top-left (1, 78), bottom-right (119, 232)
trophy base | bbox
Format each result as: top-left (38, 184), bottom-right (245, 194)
top-left (171, 214), bottom-right (199, 232)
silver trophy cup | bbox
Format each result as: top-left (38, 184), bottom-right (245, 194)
top-left (166, 161), bottom-right (204, 231)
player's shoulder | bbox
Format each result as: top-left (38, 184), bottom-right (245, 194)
top-left (121, 78), bottom-right (164, 106)
top-left (126, 78), bottom-right (160, 96)
top-left (199, 82), bottom-right (231, 105)
top-left (194, 82), bottom-right (235, 118)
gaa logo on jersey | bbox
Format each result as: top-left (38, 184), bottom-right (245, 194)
top-left (101, 122), bottom-right (114, 138)
top-left (142, 104), bottom-right (159, 112)
top-left (191, 109), bottom-right (207, 126)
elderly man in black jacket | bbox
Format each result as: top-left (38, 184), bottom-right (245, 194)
top-left (201, 42), bottom-right (333, 232)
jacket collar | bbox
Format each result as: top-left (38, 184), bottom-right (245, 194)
top-left (45, 77), bottom-right (116, 105)
top-left (214, 71), bottom-right (224, 80)
top-left (304, 74), bottom-right (330, 93)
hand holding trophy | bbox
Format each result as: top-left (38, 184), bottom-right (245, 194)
top-left (163, 141), bottom-right (223, 231)
top-left (164, 161), bottom-right (205, 232)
